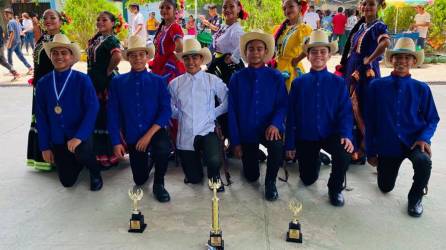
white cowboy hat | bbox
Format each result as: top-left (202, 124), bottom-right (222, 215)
top-left (240, 29), bottom-right (275, 63)
top-left (175, 38), bottom-right (212, 65)
top-left (43, 33), bottom-right (81, 64)
top-left (123, 35), bottom-right (155, 61)
top-left (303, 29), bottom-right (338, 55)
top-left (385, 37), bottom-right (424, 67)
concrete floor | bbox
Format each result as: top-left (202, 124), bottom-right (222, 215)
top-left (1, 55), bottom-right (446, 250)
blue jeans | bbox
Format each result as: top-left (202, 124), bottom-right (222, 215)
top-left (416, 37), bottom-right (425, 49)
top-left (24, 32), bottom-right (35, 52)
top-left (7, 42), bottom-right (31, 68)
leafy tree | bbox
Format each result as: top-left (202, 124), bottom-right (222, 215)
top-left (63, 0), bottom-right (128, 50)
top-left (426, 0), bottom-right (446, 51)
top-left (382, 6), bottom-right (416, 34)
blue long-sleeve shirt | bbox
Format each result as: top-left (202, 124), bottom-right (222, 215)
top-left (285, 68), bottom-right (353, 150)
top-left (228, 66), bottom-right (288, 146)
top-left (365, 74), bottom-right (440, 157)
top-left (107, 70), bottom-right (172, 146)
top-left (35, 69), bottom-right (99, 151)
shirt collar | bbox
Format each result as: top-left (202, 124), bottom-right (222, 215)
top-left (186, 70), bottom-right (204, 80)
top-left (54, 67), bottom-right (72, 79)
top-left (309, 67), bottom-right (328, 75)
top-left (391, 71), bottom-right (411, 80)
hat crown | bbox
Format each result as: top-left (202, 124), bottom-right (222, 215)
top-left (307, 30), bottom-right (330, 45)
top-left (393, 37), bottom-right (416, 52)
top-left (127, 35), bottom-right (147, 50)
top-left (52, 33), bottom-right (72, 45)
top-left (183, 39), bottom-right (203, 54)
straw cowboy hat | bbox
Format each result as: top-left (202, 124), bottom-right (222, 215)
top-left (385, 37), bottom-right (424, 67)
top-left (175, 38), bottom-right (212, 65)
top-left (43, 33), bottom-right (81, 64)
top-left (303, 29), bottom-right (338, 55)
top-left (240, 29), bottom-right (275, 63)
top-left (123, 35), bottom-right (155, 61)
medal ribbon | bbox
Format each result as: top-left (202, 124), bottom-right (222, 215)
top-left (53, 69), bottom-right (73, 104)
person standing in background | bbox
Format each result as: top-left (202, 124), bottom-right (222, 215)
top-left (303, 5), bottom-right (320, 30)
top-left (146, 12), bottom-right (160, 38)
top-left (186, 15), bottom-right (197, 35)
top-left (0, 24), bottom-right (20, 80)
top-left (345, 9), bottom-right (358, 42)
top-left (411, 5), bottom-right (430, 49)
top-left (21, 12), bottom-right (34, 55)
top-left (321, 9), bottom-right (333, 41)
top-left (129, 3), bottom-right (146, 41)
top-left (332, 7), bottom-right (347, 55)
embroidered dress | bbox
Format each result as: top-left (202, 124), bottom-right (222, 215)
top-left (274, 23), bottom-right (312, 92)
top-left (87, 34), bottom-right (122, 168)
top-left (26, 33), bottom-right (56, 171)
top-left (151, 23), bottom-right (185, 82)
top-left (344, 20), bottom-right (389, 159)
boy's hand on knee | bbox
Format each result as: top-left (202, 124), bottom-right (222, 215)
top-left (367, 156), bottom-right (378, 167)
top-left (234, 145), bottom-right (243, 159)
top-left (136, 134), bottom-right (152, 152)
top-left (67, 138), bottom-right (82, 153)
top-left (265, 125), bottom-right (281, 141)
top-left (113, 144), bottom-right (126, 159)
top-left (42, 150), bottom-right (54, 164)
top-left (340, 138), bottom-right (354, 153)
top-left (411, 141), bottom-right (431, 157)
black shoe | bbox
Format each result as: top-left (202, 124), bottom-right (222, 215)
top-left (329, 191), bottom-right (344, 207)
top-left (265, 181), bottom-right (279, 201)
top-left (90, 173), bottom-right (103, 191)
top-left (320, 152), bottom-right (331, 165)
top-left (408, 198), bottom-right (423, 217)
top-left (153, 184), bottom-right (171, 203)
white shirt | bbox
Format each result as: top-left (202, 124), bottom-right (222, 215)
top-left (414, 12), bottom-right (431, 38)
top-left (346, 16), bottom-right (358, 31)
top-left (131, 12), bottom-right (146, 41)
top-left (22, 19), bottom-right (33, 32)
top-left (303, 12), bottom-right (320, 30)
top-left (213, 22), bottom-right (244, 64)
top-left (169, 71), bottom-right (228, 150)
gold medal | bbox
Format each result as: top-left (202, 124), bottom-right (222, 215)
top-left (54, 105), bottom-right (62, 114)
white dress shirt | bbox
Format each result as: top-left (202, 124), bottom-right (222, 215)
top-left (169, 71), bottom-right (228, 150)
top-left (212, 22), bottom-right (244, 64)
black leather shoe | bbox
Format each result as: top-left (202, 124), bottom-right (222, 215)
top-left (90, 173), bottom-right (103, 191)
top-left (153, 184), bottom-right (171, 203)
top-left (265, 181), bottom-right (279, 201)
top-left (329, 191), bottom-right (344, 207)
top-left (408, 198), bottom-right (423, 217)
top-left (320, 152), bottom-right (331, 165)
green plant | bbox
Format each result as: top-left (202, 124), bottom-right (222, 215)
top-left (426, 0), bottom-right (446, 51)
top-left (382, 5), bottom-right (416, 33)
top-left (63, 0), bottom-right (128, 50)
top-left (240, 0), bottom-right (283, 33)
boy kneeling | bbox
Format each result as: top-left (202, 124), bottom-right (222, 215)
top-left (36, 34), bottom-right (103, 191)
top-left (285, 30), bottom-right (354, 206)
top-left (228, 31), bottom-right (288, 201)
top-left (169, 39), bottom-right (228, 192)
top-left (366, 38), bottom-right (440, 217)
top-left (107, 36), bottom-right (172, 202)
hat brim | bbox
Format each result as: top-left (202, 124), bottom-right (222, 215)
top-left (303, 41), bottom-right (338, 55)
top-left (43, 42), bottom-right (81, 64)
top-left (384, 49), bottom-right (424, 68)
top-left (123, 46), bottom-right (155, 61)
top-left (175, 47), bottom-right (212, 65)
top-left (240, 32), bottom-right (275, 63)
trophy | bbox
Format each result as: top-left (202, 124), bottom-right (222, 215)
top-left (208, 179), bottom-right (224, 250)
top-left (128, 186), bottom-right (147, 233)
top-left (286, 200), bottom-right (303, 243)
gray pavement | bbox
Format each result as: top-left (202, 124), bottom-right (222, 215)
top-left (1, 53), bottom-right (446, 250)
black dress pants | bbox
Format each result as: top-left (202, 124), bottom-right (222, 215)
top-left (178, 132), bottom-right (222, 183)
top-left (295, 135), bottom-right (351, 193)
top-left (377, 147), bottom-right (432, 200)
top-left (241, 136), bottom-right (283, 183)
top-left (53, 137), bottom-right (100, 187)
top-left (127, 129), bottom-right (170, 186)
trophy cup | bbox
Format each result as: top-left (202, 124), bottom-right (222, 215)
top-left (208, 179), bottom-right (224, 250)
top-left (128, 186), bottom-right (147, 233)
top-left (286, 200), bottom-right (303, 243)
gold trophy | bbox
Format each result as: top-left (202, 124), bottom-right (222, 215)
top-left (208, 179), bottom-right (224, 249)
top-left (128, 186), bottom-right (147, 233)
top-left (286, 200), bottom-right (303, 243)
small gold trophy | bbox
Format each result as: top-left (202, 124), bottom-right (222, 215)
top-left (286, 200), bottom-right (303, 243)
top-left (128, 186), bottom-right (147, 233)
top-left (208, 179), bottom-right (224, 249)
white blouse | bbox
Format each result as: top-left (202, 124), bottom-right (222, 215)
top-left (212, 22), bottom-right (244, 64)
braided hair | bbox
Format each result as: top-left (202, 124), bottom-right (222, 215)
top-left (154, 0), bottom-right (178, 40)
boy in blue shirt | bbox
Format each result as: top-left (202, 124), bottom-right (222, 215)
top-left (285, 30), bottom-right (353, 207)
top-left (228, 31), bottom-right (288, 201)
top-left (35, 34), bottom-right (102, 191)
top-left (107, 36), bottom-right (172, 203)
top-left (366, 38), bottom-right (440, 217)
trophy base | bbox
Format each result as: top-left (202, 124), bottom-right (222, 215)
top-left (286, 221), bottom-right (302, 243)
top-left (208, 231), bottom-right (224, 250)
top-left (128, 212), bottom-right (147, 233)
